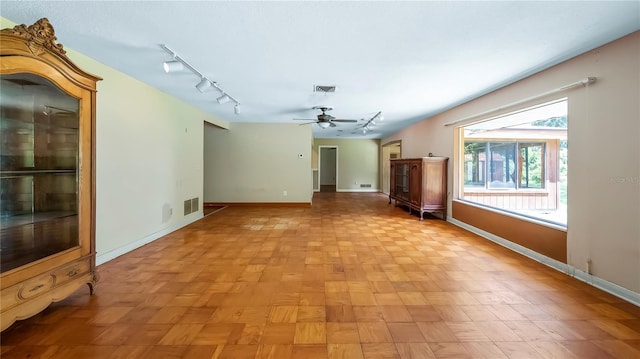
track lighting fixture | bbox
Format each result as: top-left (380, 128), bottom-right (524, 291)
top-left (217, 94), bottom-right (231, 104)
top-left (163, 60), bottom-right (184, 73)
top-left (360, 111), bottom-right (383, 135)
top-left (196, 77), bottom-right (212, 93)
top-left (160, 44), bottom-right (241, 115)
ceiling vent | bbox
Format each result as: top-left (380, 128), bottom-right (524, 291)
top-left (314, 85), bottom-right (336, 93)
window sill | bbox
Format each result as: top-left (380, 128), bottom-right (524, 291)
top-left (453, 199), bottom-right (567, 231)
top-left (464, 189), bottom-right (549, 195)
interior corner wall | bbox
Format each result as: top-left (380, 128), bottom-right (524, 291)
top-left (313, 139), bottom-right (381, 192)
top-left (383, 31), bottom-right (640, 296)
top-left (203, 123), bottom-right (313, 203)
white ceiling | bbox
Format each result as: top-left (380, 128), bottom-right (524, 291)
top-left (2, 1), bottom-right (638, 139)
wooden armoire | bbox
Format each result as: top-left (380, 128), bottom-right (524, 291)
top-left (389, 157), bottom-right (448, 220)
top-left (1, 18), bottom-right (101, 331)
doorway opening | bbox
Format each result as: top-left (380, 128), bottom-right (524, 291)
top-left (319, 146), bottom-right (338, 192)
top-left (381, 141), bottom-right (401, 194)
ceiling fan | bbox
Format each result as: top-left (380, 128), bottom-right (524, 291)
top-left (294, 106), bottom-right (358, 129)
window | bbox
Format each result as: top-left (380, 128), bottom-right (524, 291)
top-left (464, 141), bottom-right (546, 189)
top-left (460, 99), bottom-right (567, 226)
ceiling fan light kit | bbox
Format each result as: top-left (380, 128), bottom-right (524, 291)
top-left (293, 106), bottom-right (384, 134)
top-left (294, 106), bottom-right (359, 129)
top-left (160, 44), bottom-right (241, 114)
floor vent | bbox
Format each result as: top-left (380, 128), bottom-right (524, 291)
top-left (360, 184), bottom-right (372, 188)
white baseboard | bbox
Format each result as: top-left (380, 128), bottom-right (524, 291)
top-left (448, 217), bottom-right (640, 306)
top-left (96, 212), bottom-right (204, 266)
top-left (570, 267), bottom-right (640, 306)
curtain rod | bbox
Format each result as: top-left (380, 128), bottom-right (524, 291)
top-left (444, 77), bottom-right (596, 127)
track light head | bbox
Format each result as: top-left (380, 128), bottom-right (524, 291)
top-left (196, 78), bottom-right (211, 93)
top-left (234, 103), bottom-right (241, 115)
top-left (163, 60), bottom-right (184, 73)
top-left (217, 94), bottom-right (231, 104)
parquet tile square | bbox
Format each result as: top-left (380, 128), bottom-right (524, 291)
top-left (255, 344), bottom-right (293, 359)
top-left (387, 322), bottom-right (426, 342)
top-left (395, 343), bottom-right (436, 359)
top-left (358, 322), bottom-right (394, 343)
top-left (354, 306), bottom-right (385, 322)
top-left (291, 344), bottom-right (328, 359)
top-left (261, 323), bottom-right (296, 344)
top-left (267, 306), bottom-right (298, 323)
top-left (327, 343), bottom-right (365, 359)
top-left (2, 193), bottom-right (639, 359)
top-left (326, 322), bottom-right (360, 343)
top-left (380, 305), bottom-right (414, 322)
top-left (293, 322), bottom-right (326, 344)
top-left (361, 343), bottom-right (401, 359)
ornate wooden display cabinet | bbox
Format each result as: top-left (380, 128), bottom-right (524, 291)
top-left (0, 18), bottom-right (101, 331)
top-left (389, 157), bottom-right (448, 220)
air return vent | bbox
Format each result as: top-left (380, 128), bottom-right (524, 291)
top-left (183, 197), bottom-right (199, 215)
top-left (314, 85), bottom-right (336, 93)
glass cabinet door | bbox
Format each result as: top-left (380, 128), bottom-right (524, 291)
top-left (1, 73), bottom-right (80, 272)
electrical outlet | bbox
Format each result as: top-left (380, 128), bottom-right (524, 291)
top-left (283, 190), bottom-right (288, 196)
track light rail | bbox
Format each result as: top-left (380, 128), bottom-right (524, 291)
top-left (160, 44), bottom-right (241, 113)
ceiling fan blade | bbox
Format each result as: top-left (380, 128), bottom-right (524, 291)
top-left (298, 121), bottom-right (317, 126)
top-left (330, 122), bottom-right (337, 127)
top-left (332, 119), bottom-right (358, 123)
top-left (293, 118), bottom-right (316, 121)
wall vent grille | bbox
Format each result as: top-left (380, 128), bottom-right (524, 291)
top-left (314, 85), bottom-right (336, 93)
top-left (184, 197), bottom-right (199, 215)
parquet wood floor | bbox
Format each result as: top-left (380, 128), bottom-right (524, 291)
top-left (2, 193), bottom-right (639, 358)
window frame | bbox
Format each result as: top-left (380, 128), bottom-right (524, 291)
top-left (463, 140), bottom-right (547, 191)
top-left (457, 98), bottom-right (568, 227)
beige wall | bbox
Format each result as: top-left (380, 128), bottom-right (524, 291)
top-left (204, 123), bottom-right (313, 203)
top-left (313, 139), bottom-right (381, 192)
top-left (1, 17), bottom-right (229, 264)
top-left (71, 52), bottom-right (226, 265)
top-left (383, 31), bottom-right (640, 295)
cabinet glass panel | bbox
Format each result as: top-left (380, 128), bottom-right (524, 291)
top-left (1, 73), bottom-right (79, 273)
